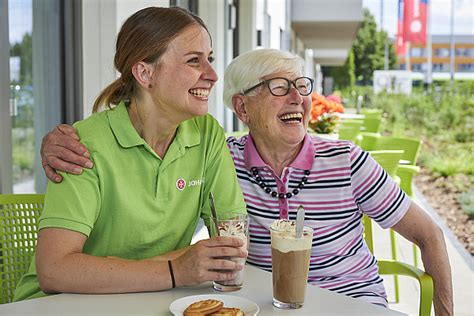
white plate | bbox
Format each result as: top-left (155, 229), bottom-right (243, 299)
top-left (169, 294), bottom-right (259, 315)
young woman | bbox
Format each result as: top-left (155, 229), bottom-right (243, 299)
top-left (14, 7), bottom-right (247, 301)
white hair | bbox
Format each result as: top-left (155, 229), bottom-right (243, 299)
top-left (223, 48), bottom-right (305, 111)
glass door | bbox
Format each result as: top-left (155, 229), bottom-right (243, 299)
top-left (1, 0), bottom-right (68, 194)
top-left (9, 0), bottom-right (35, 193)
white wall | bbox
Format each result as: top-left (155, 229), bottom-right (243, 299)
top-left (81, 0), bottom-right (169, 117)
top-left (198, 0), bottom-right (226, 128)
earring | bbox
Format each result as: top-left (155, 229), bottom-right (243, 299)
top-left (148, 84), bottom-right (152, 89)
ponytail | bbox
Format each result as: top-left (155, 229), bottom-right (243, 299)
top-left (92, 77), bottom-right (135, 113)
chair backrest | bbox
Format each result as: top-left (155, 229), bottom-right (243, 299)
top-left (0, 194), bottom-right (44, 304)
top-left (361, 108), bottom-right (383, 119)
top-left (338, 125), bottom-right (361, 142)
top-left (374, 136), bottom-right (422, 165)
top-left (358, 132), bottom-right (381, 151)
top-left (340, 119), bottom-right (364, 129)
top-left (368, 150), bottom-right (404, 177)
top-left (362, 117), bottom-right (382, 133)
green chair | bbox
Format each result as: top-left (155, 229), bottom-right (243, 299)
top-left (368, 150), bottom-right (404, 183)
top-left (362, 117), bottom-right (382, 133)
top-left (357, 132), bottom-right (381, 151)
top-left (338, 125), bottom-right (361, 142)
top-left (374, 136), bottom-right (422, 166)
top-left (373, 136), bottom-right (423, 268)
top-left (340, 119), bottom-right (364, 128)
top-left (363, 215), bottom-right (433, 316)
top-left (368, 150), bottom-right (404, 302)
top-left (0, 194), bottom-right (44, 304)
top-left (361, 108), bottom-right (383, 118)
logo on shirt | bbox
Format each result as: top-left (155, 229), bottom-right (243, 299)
top-left (175, 178), bottom-right (205, 191)
top-left (176, 178), bottom-right (186, 191)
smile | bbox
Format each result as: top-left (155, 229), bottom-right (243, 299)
top-left (279, 112), bottom-right (303, 123)
top-left (189, 88), bottom-right (210, 98)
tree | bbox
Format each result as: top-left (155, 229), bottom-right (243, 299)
top-left (10, 33), bottom-right (32, 85)
top-left (352, 9), bottom-right (397, 84)
top-left (330, 49), bottom-right (355, 89)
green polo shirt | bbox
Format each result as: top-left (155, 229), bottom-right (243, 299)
top-left (13, 101), bottom-right (246, 301)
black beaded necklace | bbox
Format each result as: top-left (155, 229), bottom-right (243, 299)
top-left (250, 167), bottom-right (310, 199)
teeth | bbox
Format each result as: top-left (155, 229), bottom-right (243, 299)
top-left (279, 113), bottom-right (303, 120)
top-left (189, 88), bottom-right (210, 98)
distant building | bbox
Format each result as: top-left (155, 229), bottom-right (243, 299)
top-left (397, 35), bottom-right (474, 80)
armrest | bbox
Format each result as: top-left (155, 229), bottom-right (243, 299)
top-left (378, 259), bottom-right (433, 316)
top-left (396, 165), bottom-right (420, 197)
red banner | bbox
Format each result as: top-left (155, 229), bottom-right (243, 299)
top-left (403, 0), bottom-right (428, 44)
top-left (396, 0), bottom-right (406, 56)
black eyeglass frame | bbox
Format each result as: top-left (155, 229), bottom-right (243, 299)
top-left (242, 76), bottom-right (314, 97)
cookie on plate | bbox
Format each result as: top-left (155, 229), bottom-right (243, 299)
top-left (183, 299), bottom-right (224, 315)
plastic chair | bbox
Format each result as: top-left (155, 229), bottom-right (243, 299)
top-left (368, 150), bottom-right (404, 301)
top-left (374, 136), bottom-right (422, 166)
top-left (362, 117), bottom-right (382, 133)
top-left (373, 136), bottom-right (423, 268)
top-left (338, 125), bottom-right (361, 142)
top-left (0, 194), bottom-right (44, 304)
top-left (361, 108), bottom-right (383, 118)
top-left (363, 215), bottom-right (433, 316)
top-left (357, 132), bottom-right (381, 151)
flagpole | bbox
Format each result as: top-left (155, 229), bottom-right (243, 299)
top-left (425, 0), bottom-right (432, 90)
top-left (405, 42), bottom-right (411, 71)
top-left (381, 0), bottom-right (389, 70)
top-left (449, 0), bottom-right (456, 83)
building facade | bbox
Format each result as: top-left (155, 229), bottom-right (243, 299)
top-left (397, 35), bottom-right (474, 80)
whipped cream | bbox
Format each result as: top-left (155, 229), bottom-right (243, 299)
top-left (270, 219), bottom-right (313, 253)
top-left (218, 222), bottom-right (246, 240)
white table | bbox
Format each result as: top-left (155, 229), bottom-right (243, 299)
top-left (0, 265), bottom-right (405, 315)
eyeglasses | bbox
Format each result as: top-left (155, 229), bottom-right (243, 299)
top-left (243, 76), bottom-right (314, 97)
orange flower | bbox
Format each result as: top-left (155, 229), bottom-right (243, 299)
top-left (309, 92), bottom-right (345, 133)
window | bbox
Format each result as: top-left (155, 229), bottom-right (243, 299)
top-left (435, 48), bottom-right (450, 57)
top-left (432, 63), bottom-right (449, 72)
top-left (458, 64), bottom-right (474, 72)
top-left (411, 47), bottom-right (425, 57)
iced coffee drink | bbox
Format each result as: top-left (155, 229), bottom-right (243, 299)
top-left (210, 212), bottom-right (249, 291)
top-left (270, 219), bottom-right (313, 309)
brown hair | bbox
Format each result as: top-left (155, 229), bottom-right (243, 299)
top-left (92, 6), bottom-right (210, 113)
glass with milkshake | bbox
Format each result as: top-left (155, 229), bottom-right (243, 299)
top-left (210, 212), bottom-right (249, 292)
top-left (270, 219), bottom-right (313, 309)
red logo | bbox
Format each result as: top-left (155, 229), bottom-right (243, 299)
top-left (176, 178), bottom-right (186, 191)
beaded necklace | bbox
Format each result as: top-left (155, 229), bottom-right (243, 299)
top-left (250, 167), bottom-right (310, 199)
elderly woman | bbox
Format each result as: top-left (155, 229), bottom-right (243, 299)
top-left (13, 7), bottom-right (247, 302)
top-left (40, 49), bottom-right (452, 314)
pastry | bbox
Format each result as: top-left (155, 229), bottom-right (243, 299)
top-left (183, 299), bottom-right (224, 315)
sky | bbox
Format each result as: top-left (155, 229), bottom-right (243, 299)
top-left (8, 0), bottom-right (473, 44)
top-left (363, 0), bottom-right (474, 38)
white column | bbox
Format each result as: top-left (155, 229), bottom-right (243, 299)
top-left (239, 0), bottom-right (257, 54)
top-left (82, 0), bottom-right (117, 117)
top-left (199, 0), bottom-right (226, 127)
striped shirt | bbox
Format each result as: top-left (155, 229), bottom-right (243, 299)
top-left (226, 133), bottom-right (411, 307)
